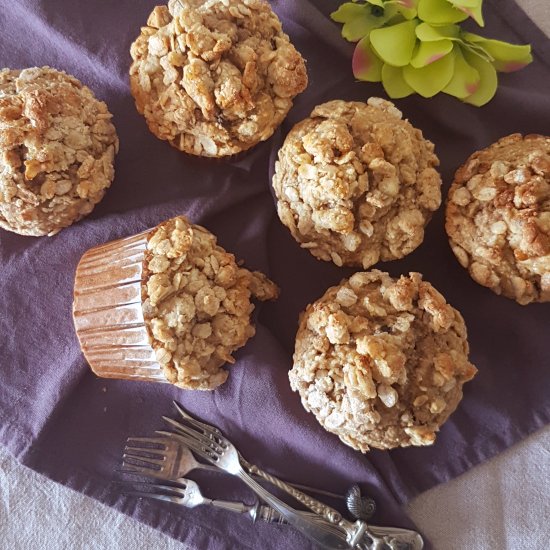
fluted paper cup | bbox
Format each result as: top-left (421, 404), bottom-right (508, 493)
top-left (72, 230), bottom-right (167, 383)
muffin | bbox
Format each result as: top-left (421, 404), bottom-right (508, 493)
top-left (272, 98), bottom-right (442, 268)
top-left (73, 215), bottom-right (279, 390)
top-left (446, 134), bottom-right (550, 305)
top-left (289, 270), bottom-right (477, 452)
top-left (0, 66), bottom-right (118, 236)
top-left (129, 0), bottom-right (308, 158)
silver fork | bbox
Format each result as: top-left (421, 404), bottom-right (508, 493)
top-left (121, 478), bottom-right (287, 524)
top-left (158, 403), bottom-right (423, 550)
top-left (149, 434), bottom-right (354, 548)
top-left (122, 434), bottom-right (345, 501)
top-left (156, 426), bottom-right (367, 548)
top-left (162, 403), bottom-right (349, 525)
top-left (121, 436), bottom-right (218, 479)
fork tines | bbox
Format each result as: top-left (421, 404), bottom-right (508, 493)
top-left (120, 436), bottom-right (172, 476)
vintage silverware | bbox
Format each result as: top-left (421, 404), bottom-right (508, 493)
top-left (150, 439), bottom-right (353, 547)
top-left (122, 433), bottom-right (345, 501)
top-left (121, 478), bottom-right (287, 524)
top-left (157, 404), bottom-right (368, 549)
top-left (159, 401), bottom-right (424, 550)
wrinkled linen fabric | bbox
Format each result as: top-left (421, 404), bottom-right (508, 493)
top-left (0, 1), bottom-right (549, 549)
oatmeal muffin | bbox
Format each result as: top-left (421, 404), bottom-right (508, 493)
top-left (129, 0), bottom-right (308, 158)
top-left (272, 98), bottom-right (442, 268)
top-left (446, 134), bottom-right (550, 305)
top-left (289, 271), bottom-right (477, 452)
top-left (0, 66), bottom-right (118, 236)
top-left (73, 215), bottom-right (278, 390)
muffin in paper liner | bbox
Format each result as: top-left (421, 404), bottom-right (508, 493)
top-left (72, 231), bottom-right (166, 383)
top-left (73, 216), bottom-right (279, 389)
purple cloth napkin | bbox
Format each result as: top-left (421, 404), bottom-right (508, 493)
top-left (1, 1), bottom-right (549, 548)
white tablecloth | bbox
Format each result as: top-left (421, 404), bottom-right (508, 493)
top-left (1, 1), bottom-right (549, 548)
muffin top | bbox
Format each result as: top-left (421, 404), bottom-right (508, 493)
top-left (289, 270), bottom-right (477, 452)
top-left (129, 0), bottom-right (307, 157)
top-left (446, 134), bottom-right (550, 305)
top-left (0, 66), bottom-right (118, 236)
top-left (272, 98), bottom-right (442, 268)
top-left (142, 216), bottom-right (279, 390)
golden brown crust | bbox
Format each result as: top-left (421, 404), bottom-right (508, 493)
top-left (0, 67), bottom-right (118, 236)
top-left (446, 133), bottom-right (550, 305)
top-left (272, 98), bottom-right (442, 268)
top-left (141, 215), bottom-right (279, 390)
top-left (129, 0), bottom-right (307, 158)
top-left (289, 270), bottom-right (477, 452)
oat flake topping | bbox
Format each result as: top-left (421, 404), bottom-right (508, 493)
top-left (446, 134), bottom-right (550, 305)
top-left (142, 216), bottom-right (279, 390)
top-left (273, 98), bottom-right (442, 268)
top-left (289, 270), bottom-right (477, 452)
top-left (130, 0), bottom-right (307, 157)
top-left (0, 66), bottom-right (118, 236)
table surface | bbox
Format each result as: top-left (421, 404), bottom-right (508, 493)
top-left (1, 1), bottom-right (549, 549)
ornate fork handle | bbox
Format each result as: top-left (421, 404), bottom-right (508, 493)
top-left (235, 467), bottom-right (352, 550)
top-left (241, 457), bottom-right (343, 524)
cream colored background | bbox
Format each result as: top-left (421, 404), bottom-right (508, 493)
top-left (1, 1), bottom-right (549, 549)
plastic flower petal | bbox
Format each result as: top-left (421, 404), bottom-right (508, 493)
top-left (331, 3), bottom-right (385, 42)
top-left (416, 22), bottom-right (460, 42)
top-left (385, 0), bottom-right (419, 19)
top-left (443, 46), bottom-right (481, 98)
top-left (462, 49), bottom-right (498, 106)
top-left (403, 52), bottom-right (455, 97)
top-left (381, 64), bottom-right (415, 98)
top-left (462, 32), bottom-right (533, 72)
top-left (410, 39), bottom-right (454, 68)
top-left (448, 0), bottom-right (484, 26)
top-left (417, 0), bottom-right (468, 25)
top-left (353, 37), bottom-right (384, 81)
top-left (370, 19), bottom-right (418, 67)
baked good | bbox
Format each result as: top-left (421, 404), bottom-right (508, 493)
top-left (272, 98), bottom-right (441, 268)
top-left (446, 133), bottom-right (550, 305)
top-left (0, 66), bottom-right (118, 236)
top-left (289, 270), bottom-right (477, 452)
top-left (73, 215), bottom-right (278, 390)
top-left (129, 0), bottom-right (307, 158)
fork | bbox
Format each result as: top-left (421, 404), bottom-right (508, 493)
top-left (150, 430), bottom-right (355, 548)
top-left (156, 422), bottom-right (369, 548)
top-left (163, 402), bottom-right (347, 525)
top-left (121, 478), bottom-right (288, 524)
top-left (121, 436), bottom-right (218, 479)
top-left (158, 403), bottom-right (423, 550)
top-left (122, 434), bottom-right (346, 501)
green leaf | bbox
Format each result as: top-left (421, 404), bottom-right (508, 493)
top-left (366, 0), bottom-right (385, 6)
top-left (416, 22), bottom-right (460, 41)
top-left (370, 19), bottom-right (418, 67)
top-left (353, 37), bottom-right (384, 81)
top-left (385, 0), bottom-right (418, 19)
top-left (462, 48), bottom-right (498, 106)
top-left (473, 38), bottom-right (532, 72)
top-left (403, 51), bottom-right (455, 96)
top-left (331, 3), bottom-right (366, 23)
top-left (410, 39), bottom-right (454, 67)
top-left (448, 0), bottom-right (480, 7)
top-left (447, 0), bottom-right (484, 25)
top-left (417, 0), bottom-right (468, 24)
top-left (342, 14), bottom-right (384, 42)
top-left (381, 64), bottom-right (415, 97)
top-left (442, 46), bottom-right (480, 98)
top-left (457, 3), bottom-right (484, 26)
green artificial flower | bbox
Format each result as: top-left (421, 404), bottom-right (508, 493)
top-left (331, 0), bottom-right (532, 106)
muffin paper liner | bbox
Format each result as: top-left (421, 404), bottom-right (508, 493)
top-left (72, 231), bottom-right (167, 383)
